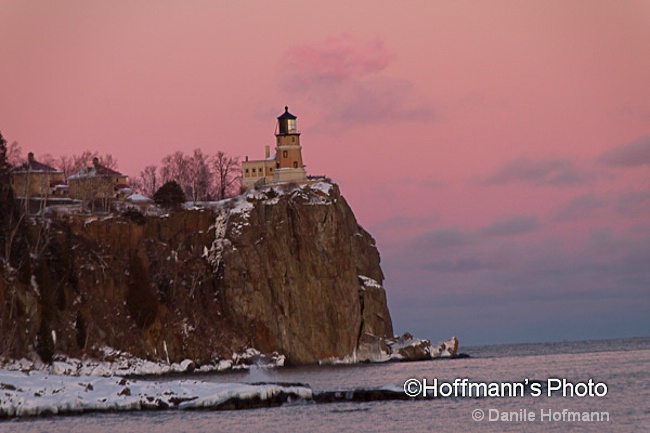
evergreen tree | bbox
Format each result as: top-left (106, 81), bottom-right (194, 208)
top-left (0, 132), bottom-right (17, 260)
top-left (153, 181), bottom-right (186, 208)
top-left (0, 131), bottom-right (11, 177)
top-left (0, 131), bottom-right (27, 266)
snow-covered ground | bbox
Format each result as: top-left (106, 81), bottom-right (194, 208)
top-left (0, 367), bottom-right (425, 418)
top-left (0, 347), bottom-right (298, 418)
top-left (0, 370), bottom-right (312, 417)
top-left (0, 335), bottom-right (460, 418)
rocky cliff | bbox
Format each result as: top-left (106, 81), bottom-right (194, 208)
top-left (207, 182), bottom-right (393, 364)
top-left (0, 182), bottom-right (394, 366)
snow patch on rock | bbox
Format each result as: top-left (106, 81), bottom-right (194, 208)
top-left (0, 346), bottom-right (286, 379)
top-left (358, 275), bottom-right (382, 290)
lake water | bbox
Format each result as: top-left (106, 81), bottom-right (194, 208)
top-left (3, 336), bottom-right (649, 432)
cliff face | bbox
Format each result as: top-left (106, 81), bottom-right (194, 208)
top-left (208, 183), bottom-right (393, 364)
top-left (0, 182), bottom-right (393, 365)
top-left (0, 208), bottom-right (234, 366)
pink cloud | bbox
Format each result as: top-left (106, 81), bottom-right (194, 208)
top-left (483, 156), bottom-right (591, 187)
top-left (478, 215), bottom-right (540, 237)
top-left (553, 194), bottom-right (605, 221)
top-left (281, 34), bottom-right (396, 86)
top-left (598, 136), bottom-right (650, 168)
top-left (280, 35), bottom-right (432, 125)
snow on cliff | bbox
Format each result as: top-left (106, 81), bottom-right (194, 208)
top-left (202, 182), bottom-right (336, 276)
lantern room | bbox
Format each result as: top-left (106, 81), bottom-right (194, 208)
top-left (277, 106), bottom-right (298, 135)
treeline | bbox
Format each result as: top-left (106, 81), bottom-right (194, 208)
top-left (133, 149), bottom-right (240, 202)
top-left (5, 138), bottom-right (241, 201)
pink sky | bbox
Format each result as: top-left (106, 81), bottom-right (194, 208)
top-left (2, 1), bottom-right (649, 344)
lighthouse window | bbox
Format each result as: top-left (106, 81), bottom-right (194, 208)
top-left (293, 161), bottom-right (298, 168)
top-left (292, 137), bottom-right (295, 143)
top-left (283, 151), bottom-right (288, 158)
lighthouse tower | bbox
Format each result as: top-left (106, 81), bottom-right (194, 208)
top-left (272, 106), bottom-right (307, 183)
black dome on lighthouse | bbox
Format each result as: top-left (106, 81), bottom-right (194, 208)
top-left (277, 106), bottom-right (297, 120)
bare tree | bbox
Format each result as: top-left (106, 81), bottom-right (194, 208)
top-left (212, 151), bottom-right (241, 200)
top-left (160, 151), bottom-right (191, 197)
top-left (100, 154), bottom-right (118, 170)
top-left (71, 150), bottom-right (97, 169)
top-left (128, 176), bottom-right (143, 195)
top-left (138, 165), bottom-right (158, 198)
top-left (7, 141), bottom-right (22, 166)
top-left (188, 149), bottom-right (212, 202)
top-left (58, 151), bottom-right (93, 182)
top-left (57, 155), bottom-right (75, 183)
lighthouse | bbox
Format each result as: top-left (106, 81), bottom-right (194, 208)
top-left (241, 106), bottom-right (308, 189)
top-left (273, 106), bottom-right (307, 183)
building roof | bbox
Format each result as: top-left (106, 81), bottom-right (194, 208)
top-left (126, 193), bottom-right (154, 203)
top-left (69, 161), bottom-right (124, 180)
top-left (11, 159), bottom-right (61, 174)
top-left (93, 164), bottom-right (123, 176)
top-left (277, 106), bottom-right (297, 120)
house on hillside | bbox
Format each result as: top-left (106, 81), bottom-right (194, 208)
top-left (242, 106), bottom-right (308, 190)
top-left (10, 152), bottom-right (67, 198)
top-left (69, 157), bottom-right (129, 210)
